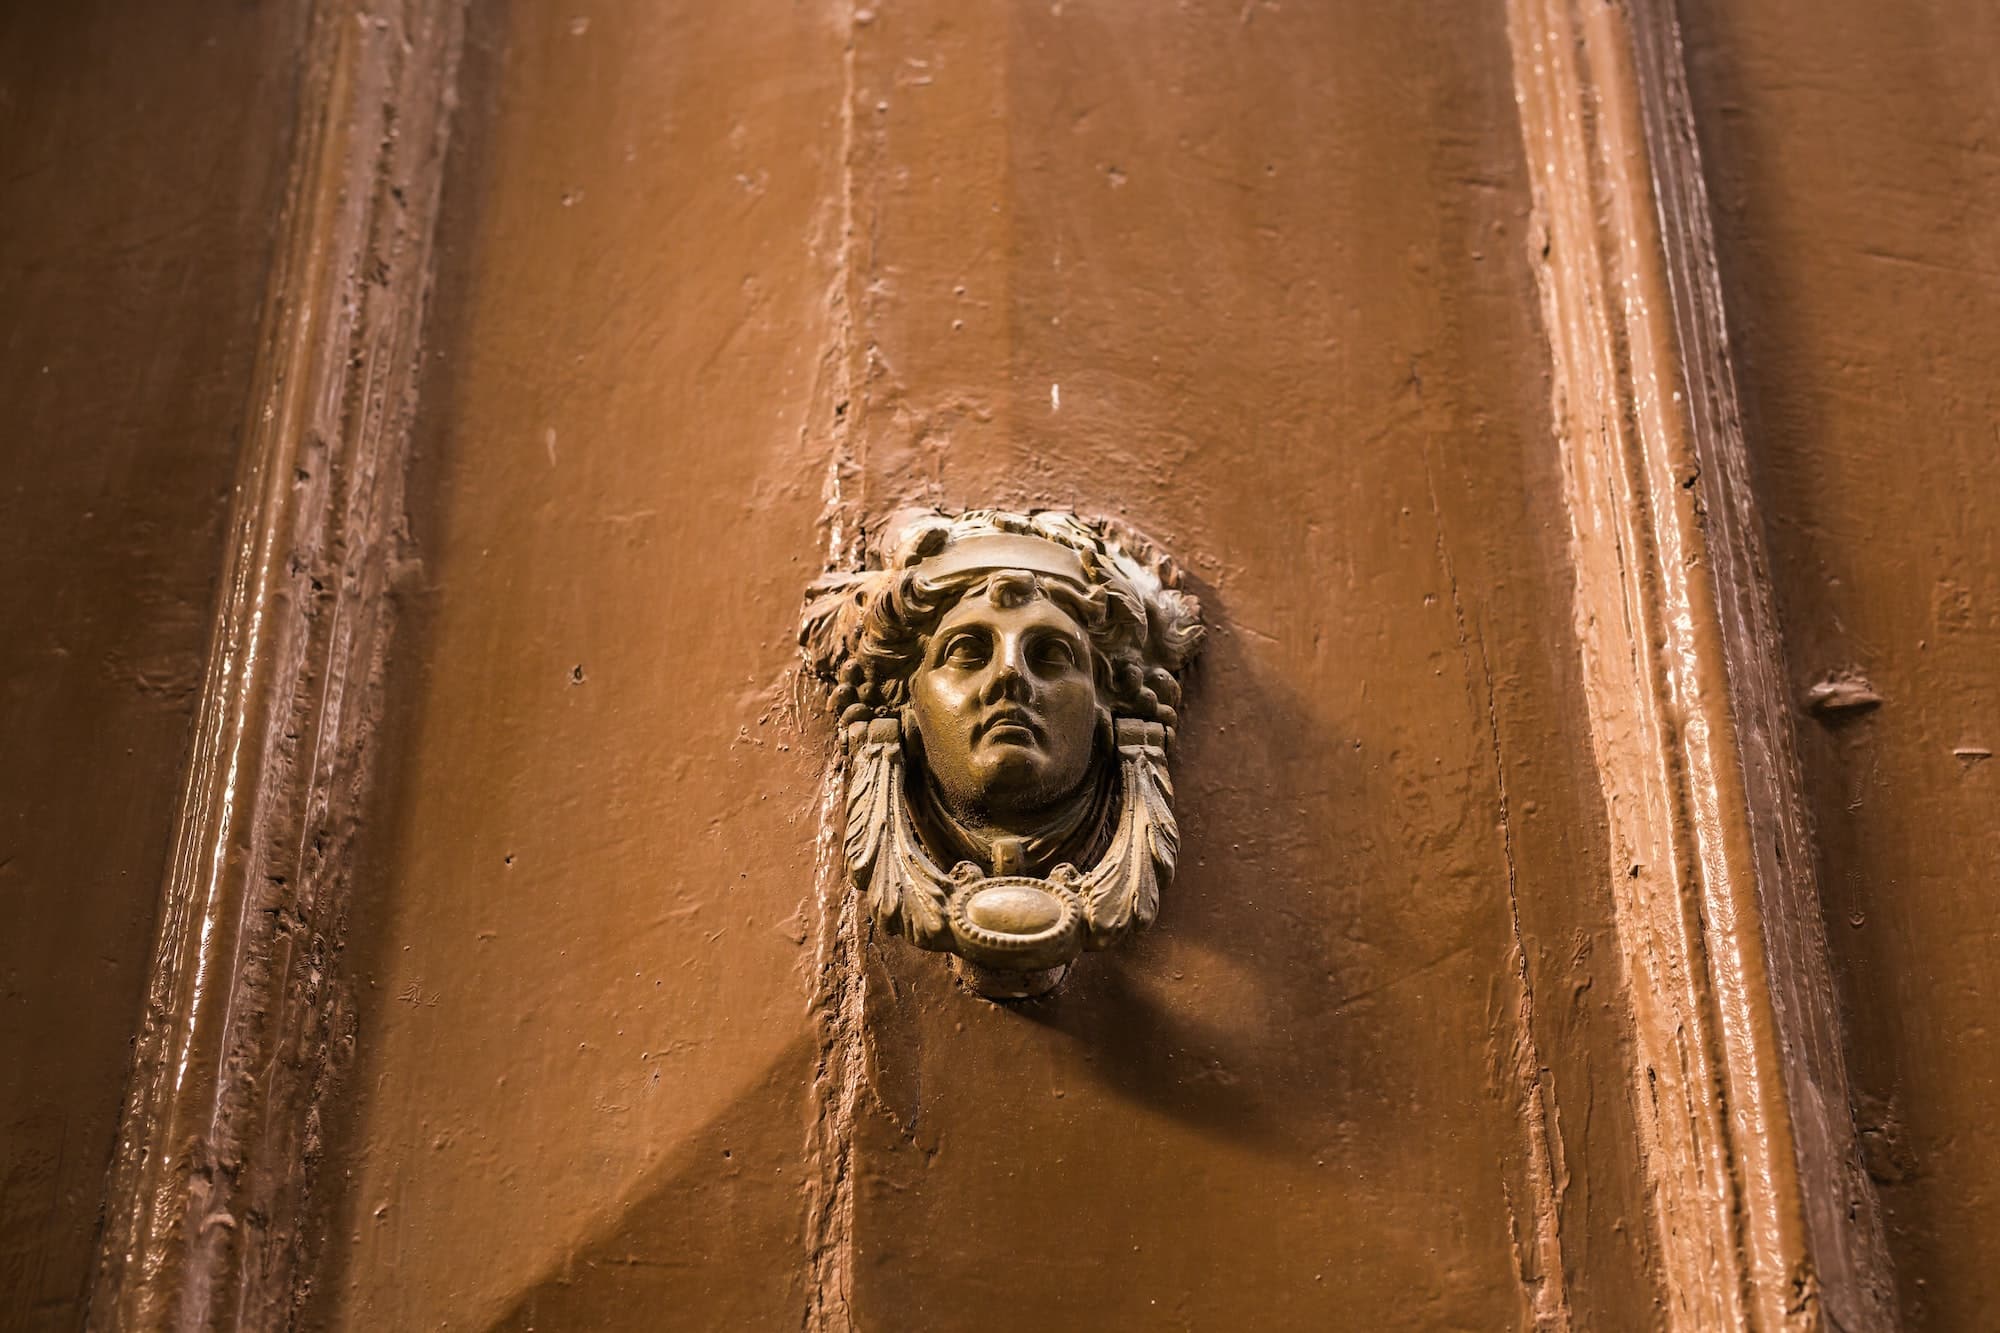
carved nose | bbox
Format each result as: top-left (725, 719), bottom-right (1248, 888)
top-left (980, 638), bottom-right (1033, 703)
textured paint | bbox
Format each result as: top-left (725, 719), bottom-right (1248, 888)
top-left (1679, 0), bottom-right (2000, 1324)
top-left (8, 0), bottom-right (1976, 1325)
top-left (816, 1), bottom-right (1659, 1327)
top-left (0, 5), bottom-right (304, 1327)
top-left (264, 0), bottom-right (1972, 1327)
top-left (291, 0), bottom-right (1683, 1326)
top-left (304, 2), bottom-right (852, 1327)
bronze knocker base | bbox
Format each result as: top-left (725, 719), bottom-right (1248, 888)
top-left (843, 714), bottom-right (1180, 1000)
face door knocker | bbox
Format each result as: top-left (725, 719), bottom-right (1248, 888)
top-left (801, 509), bottom-right (1204, 999)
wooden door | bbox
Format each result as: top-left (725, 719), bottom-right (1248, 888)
top-left (5, 1), bottom-right (1996, 1330)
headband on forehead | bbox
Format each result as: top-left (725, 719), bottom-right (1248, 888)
top-left (912, 532), bottom-right (1090, 586)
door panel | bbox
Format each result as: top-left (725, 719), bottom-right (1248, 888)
top-left (27, 0), bottom-right (1986, 1329)
top-left (0, 5), bottom-right (305, 1325)
top-left (829, 2), bottom-right (1653, 1328)
top-left (303, 2), bottom-right (1667, 1328)
top-left (1680, 0), bottom-right (2000, 1322)
top-left (306, 3), bottom-right (849, 1327)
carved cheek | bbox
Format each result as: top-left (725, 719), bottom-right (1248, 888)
top-left (951, 666), bottom-right (988, 716)
top-left (914, 666), bottom-right (978, 753)
top-left (1047, 678), bottom-right (1096, 749)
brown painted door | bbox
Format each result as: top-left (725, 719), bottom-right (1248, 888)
top-left (6, 1), bottom-right (1998, 1331)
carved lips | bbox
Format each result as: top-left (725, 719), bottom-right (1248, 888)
top-left (972, 705), bottom-right (1042, 747)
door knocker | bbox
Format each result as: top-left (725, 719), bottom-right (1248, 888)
top-left (801, 509), bottom-right (1203, 999)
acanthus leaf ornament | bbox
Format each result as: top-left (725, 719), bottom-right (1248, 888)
top-left (803, 509), bottom-right (1203, 999)
top-left (842, 714), bottom-right (952, 949)
top-left (1072, 718), bottom-right (1177, 950)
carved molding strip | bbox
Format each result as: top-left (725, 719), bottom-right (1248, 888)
top-left (1506, 0), bottom-right (1896, 1328)
top-left (87, 2), bottom-right (465, 1326)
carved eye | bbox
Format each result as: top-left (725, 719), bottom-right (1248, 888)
top-left (1032, 635), bottom-right (1080, 673)
top-left (940, 633), bottom-right (988, 667)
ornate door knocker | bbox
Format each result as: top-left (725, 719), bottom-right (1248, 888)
top-left (801, 509), bottom-right (1203, 998)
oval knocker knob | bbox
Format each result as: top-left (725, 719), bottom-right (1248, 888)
top-left (949, 877), bottom-right (1084, 968)
top-left (800, 508), bottom-right (1203, 1000)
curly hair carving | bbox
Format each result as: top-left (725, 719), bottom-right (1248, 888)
top-left (801, 509), bottom-right (1203, 743)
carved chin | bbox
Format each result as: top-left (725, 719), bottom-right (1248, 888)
top-left (967, 749), bottom-right (1046, 798)
top-left (970, 746), bottom-right (1091, 811)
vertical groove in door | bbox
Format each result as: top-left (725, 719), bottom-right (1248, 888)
top-left (1504, 0), bottom-right (1896, 1328)
top-left (802, 8), bottom-right (869, 1330)
top-left (87, 2), bottom-right (467, 1326)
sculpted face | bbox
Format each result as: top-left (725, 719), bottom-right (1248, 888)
top-left (910, 585), bottom-right (1102, 824)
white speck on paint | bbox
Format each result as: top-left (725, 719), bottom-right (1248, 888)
top-left (1050, 382), bottom-right (1061, 412)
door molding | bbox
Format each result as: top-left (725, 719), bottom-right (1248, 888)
top-left (87, 2), bottom-right (465, 1325)
top-left (1505, 0), bottom-right (1896, 1326)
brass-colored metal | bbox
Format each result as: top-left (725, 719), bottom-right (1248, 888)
top-left (802, 509), bottom-right (1203, 999)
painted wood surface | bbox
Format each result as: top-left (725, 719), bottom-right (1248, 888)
top-left (14, 1), bottom-right (1985, 1328)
